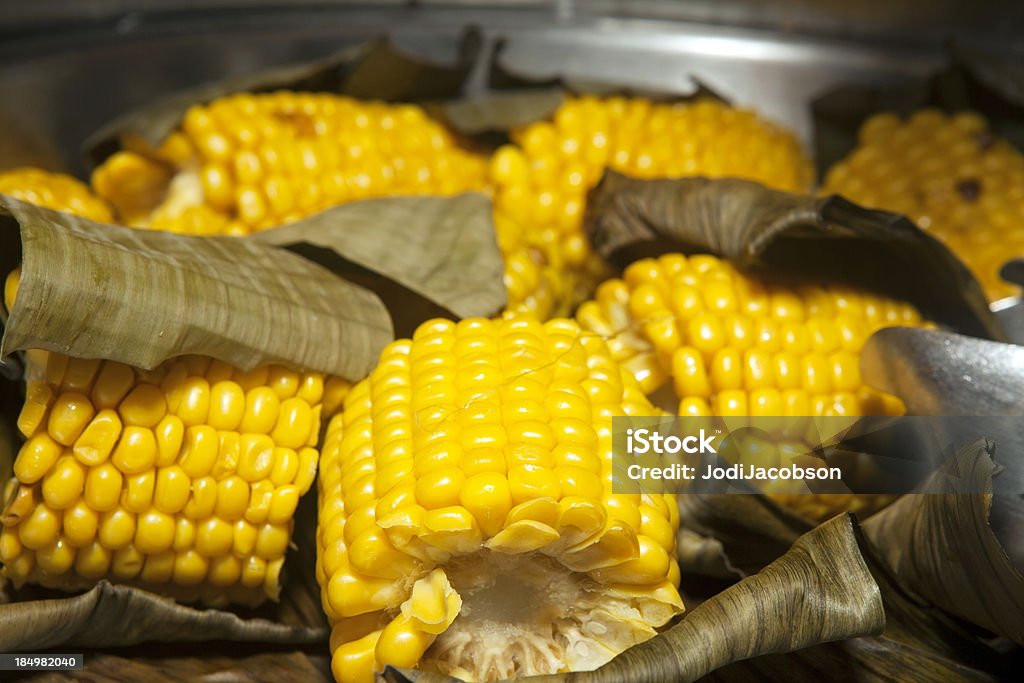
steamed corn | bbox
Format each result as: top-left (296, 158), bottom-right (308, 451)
top-left (490, 96), bottom-right (815, 318)
top-left (1, 270), bottom-right (344, 605)
top-left (0, 167), bottom-right (113, 222)
top-left (823, 109), bottom-right (1024, 301)
top-left (317, 316), bottom-right (682, 682)
top-left (576, 253), bottom-right (932, 521)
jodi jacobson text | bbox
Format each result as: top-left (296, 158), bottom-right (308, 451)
top-left (626, 463), bottom-right (843, 481)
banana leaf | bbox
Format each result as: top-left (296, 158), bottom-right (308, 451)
top-left (0, 195), bottom-right (391, 380)
top-left (863, 440), bottom-right (1024, 646)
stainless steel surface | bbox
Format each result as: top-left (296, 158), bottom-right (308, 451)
top-left (0, 3), bottom-right (979, 176)
top-left (862, 327), bottom-right (1024, 416)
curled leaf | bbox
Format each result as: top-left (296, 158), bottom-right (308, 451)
top-left (383, 515), bottom-right (883, 683)
top-left (585, 171), bottom-right (1001, 340)
top-left (863, 440), bottom-right (1024, 645)
top-left (251, 193), bottom-right (506, 328)
top-left (676, 495), bottom-right (808, 579)
top-left (0, 196), bottom-right (391, 380)
top-left (0, 580), bottom-right (324, 652)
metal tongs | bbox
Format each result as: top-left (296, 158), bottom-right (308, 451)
top-left (862, 258), bottom-right (1024, 416)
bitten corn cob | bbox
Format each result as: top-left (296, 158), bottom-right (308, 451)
top-left (576, 253), bottom-right (932, 522)
top-left (490, 96), bottom-right (815, 318)
top-left (823, 109), bottom-right (1024, 301)
top-left (1, 271), bottom-right (341, 606)
top-left (317, 317), bottom-right (682, 682)
top-left (0, 167), bottom-right (113, 222)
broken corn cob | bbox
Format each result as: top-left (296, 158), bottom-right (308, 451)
top-left (576, 253), bottom-right (932, 522)
top-left (823, 109), bottom-right (1024, 301)
top-left (0, 167), bottom-right (113, 222)
top-left (317, 316), bottom-right (682, 682)
top-left (1, 270), bottom-right (338, 606)
top-left (490, 96), bottom-right (815, 317)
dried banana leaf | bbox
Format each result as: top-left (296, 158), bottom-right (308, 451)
top-left (0, 195), bottom-right (391, 379)
top-left (15, 650), bottom-right (329, 683)
top-left (863, 439), bottom-right (1024, 646)
top-left (84, 36), bottom-right (481, 166)
top-left (0, 581), bottom-right (323, 652)
top-left (676, 494), bottom-right (808, 580)
top-left (584, 171), bottom-right (1001, 340)
top-left (812, 48), bottom-right (1024, 178)
top-left (384, 514), bottom-right (884, 683)
top-left (252, 193), bottom-right (506, 331)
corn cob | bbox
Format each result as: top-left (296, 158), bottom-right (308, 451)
top-left (0, 167), bottom-right (113, 223)
top-left (1, 270), bottom-right (345, 606)
top-left (490, 96), bottom-right (815, 318)
top-left (575, 253), bottom-right (933, 522)
top-left (92, 94), bottom-right (488, 233)
top-left (316, 316), bottom-right (682, 682)
top-left (822, 109), bottom-right (1024, 301)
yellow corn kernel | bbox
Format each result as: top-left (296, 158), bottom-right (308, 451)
top-left (73, 409), bottom-right (122, 466)
top-left (135, 509), bottom-right (176, 554)
top-left (41, 455), bottom-right (86, 510)
top-left (209, 380), bottom-right (246, 431)
top-left (215, 476), bottom-right (250, 521)
top-left (18, 503), bottom-right (62, 550)
top-left (240, 387), bottom-right (280, 434)
top-left (63, 500), bottom-right (99, 547)
top-left (98, 507), bottom-right (136, 550)
top-left (47, 392), bottom-right (96, 446)
top-left (155, 414), bottom-right (185, 466)
top-left (17, 381), bottom-right (55, 438)
top-left (13, 433), bottom-right (64, 484)
top-left (195, 518), bottom-right (234, 557)
top-left (153, 466), bottom-right (191, 514)
top-left (84, 463), bottom-right (123, 512)
top-left (111, 426), bottom-right (158, 474)
top-left (183, 476), bottom-right (217, 519)
top-left (179, 425), bottom-right (219, 478)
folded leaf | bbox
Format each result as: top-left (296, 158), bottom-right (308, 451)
top-left (585, 172), bottom-right (1001, 340)
top-left (251, 193), bottom-right (506, 326)
top-left (0, 196), bottom-right (391, 379)
top-left (863, 440), bottom-right (1024, 645)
